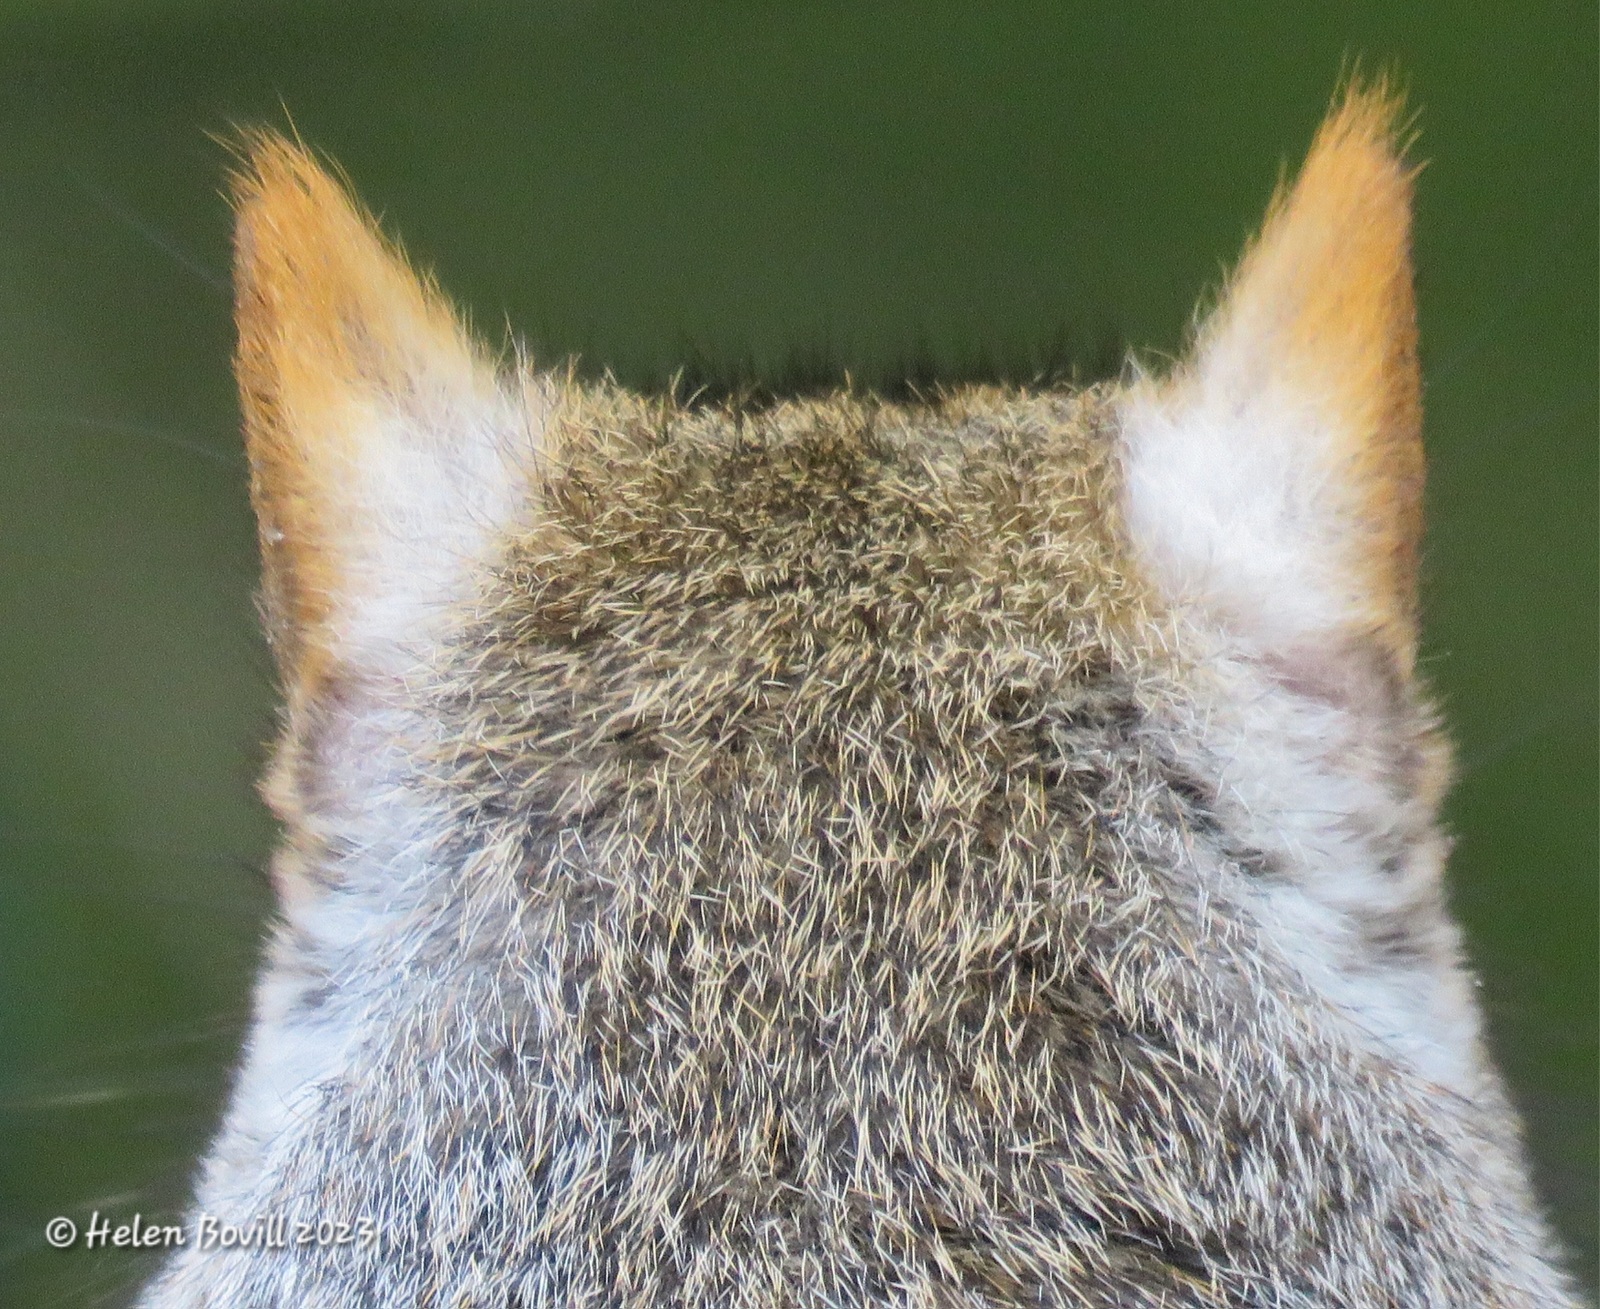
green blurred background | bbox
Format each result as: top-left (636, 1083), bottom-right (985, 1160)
top-left (0, 2), bottom-right (1593, 1303)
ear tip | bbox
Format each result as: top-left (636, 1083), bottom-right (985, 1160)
top-left (1331, 72), bottom-right (1409, 128)
top-left (227, 128), bottom-right (337, 212)
top-left (225, 128), bottom-right (474, 359)
top-left (1314, 76), bottom-right (1419, 186)
top-left (227, 129), bottom-right (368, 283)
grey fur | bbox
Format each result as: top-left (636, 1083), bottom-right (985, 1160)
top-left (141, 386), bottom-right (1579, 1306)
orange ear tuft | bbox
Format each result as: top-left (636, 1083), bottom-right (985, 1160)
top-left (231, 131), bottom-right (503, 691)
top-left (1201, 80), bottom-right (1423, 662)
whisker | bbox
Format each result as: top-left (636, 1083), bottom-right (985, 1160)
top-left (71, 172), bottom-right (229, 295)
top-left (0, 1076), bottom-right (233, 1115)
top-left (0, 409), bottom-right (238, 467)
top-left (1457, 678), bottom-right (1596, 777)
top-left (61, 1189), bottom-right (154, 1216)
top-left (1, 1056), bottom-right (247, 1112)
top-left (0, 1086), bottom-right (142, 1112)
top-left (15, 1011), bottom-right (251, 1072)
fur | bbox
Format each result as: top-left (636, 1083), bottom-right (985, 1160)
top-left (140, 85), bottom-right (1579, 1307)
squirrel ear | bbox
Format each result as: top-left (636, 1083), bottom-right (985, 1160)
top-left (232, 132), bottom-right (534, 694)
top-left (1120, 83), bottom-right (1424, 683)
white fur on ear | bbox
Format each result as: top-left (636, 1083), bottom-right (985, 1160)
top-left (296, 381), bottom-right (541, 664)
top-left (1120, 366), bottom-right (1359, 651)
top-left (1119, 85), bottom-right (1423, 674)
top-left (232, 133), bottom-right (548, 687)
top-left (1116, 89), bottom-right (1484, 1100)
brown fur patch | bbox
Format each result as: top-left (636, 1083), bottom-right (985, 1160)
top-left (230, 131), bottom-right (494, 693)
top-left (1204, 81), bottom-right (1424, 666)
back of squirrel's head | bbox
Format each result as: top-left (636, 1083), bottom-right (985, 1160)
top-left (230, 82), bottom-right (1442, 938)
top-left (137, 81), bottom-right (1585, 1307)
